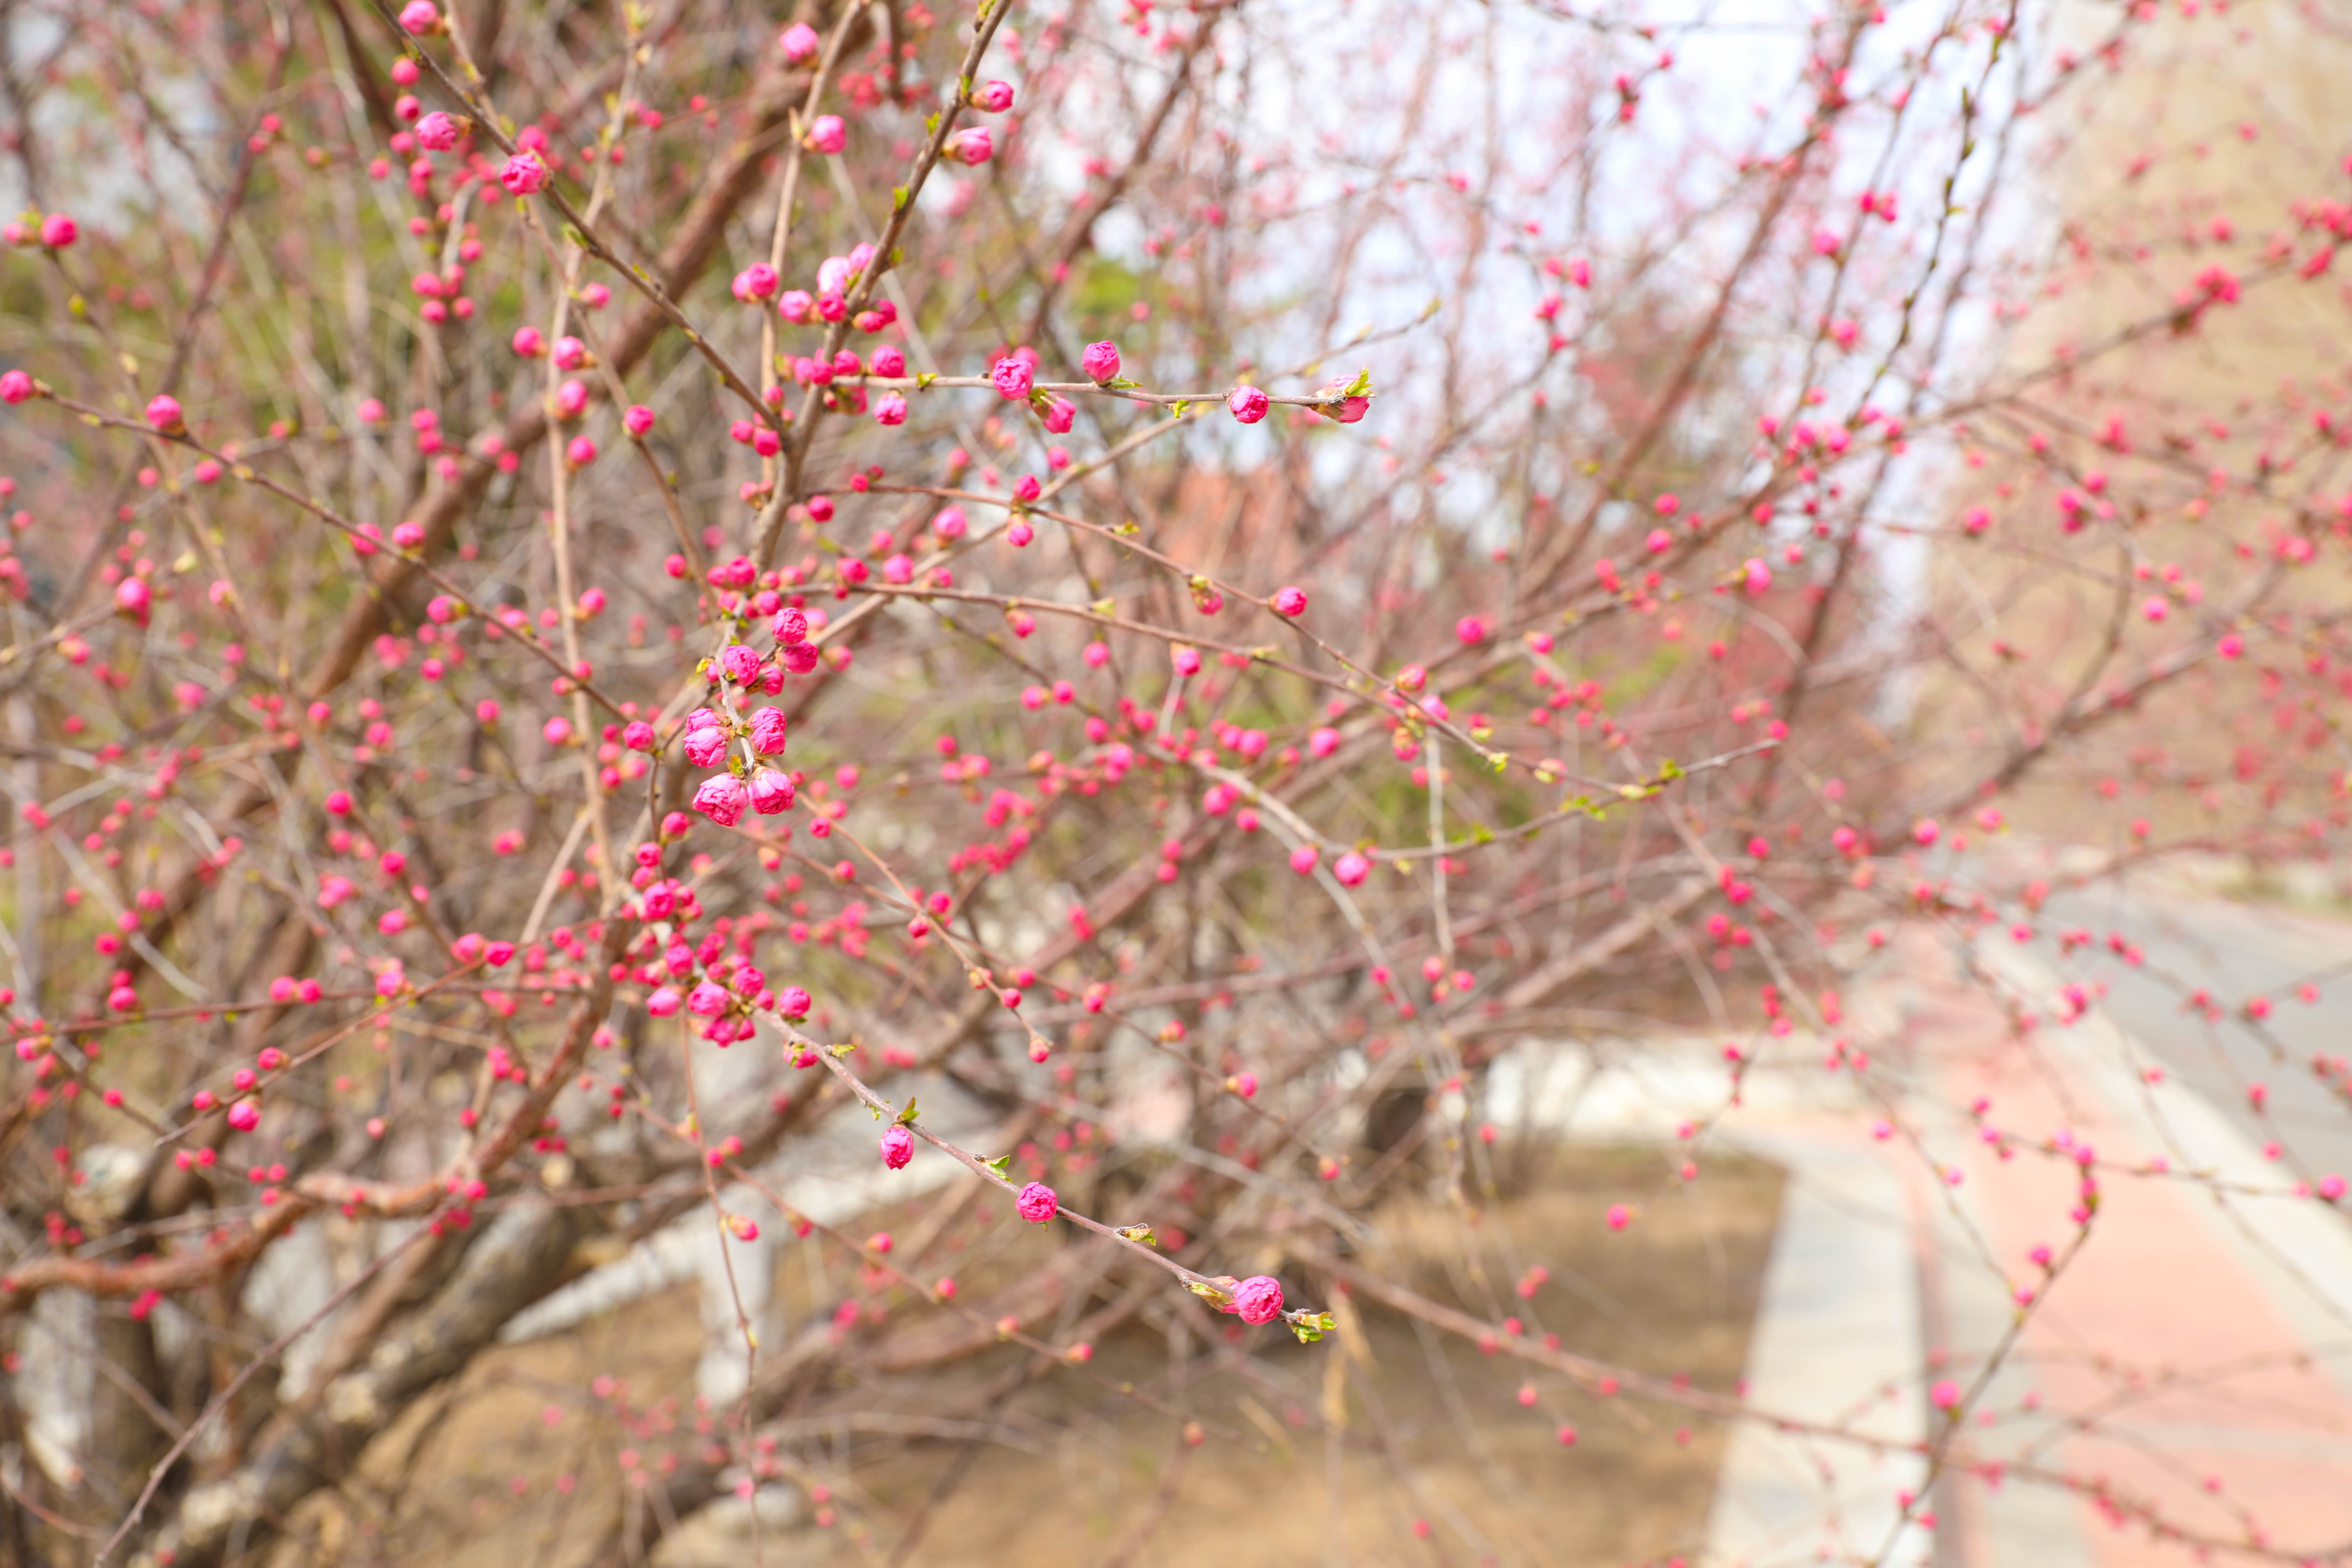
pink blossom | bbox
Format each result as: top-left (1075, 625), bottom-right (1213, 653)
top-left (692, 774), bottom-right (748, 827)
top-left (749, 707), bottom-right (789, 755)
top-left (874, 391), bottom-right (908, 425)
top-left (779, 289), bottom-right (814, 323)
top-left (734, 263), bottom-right (779, 302)
top-left (1042, 397), bottom-right (1074, 434)
top-left (623, 721), bottom-right (656, 750)
top-left (1082, 341), bottom-right (1121, 382)
top-left (872, 345), bottom-right (905, 377)
top-left (719, 643), bottom-right (763, 684)
top-left (683, 725), bottom-right (730, 768)
top-left (880, 1124), bottom-right (913, 1169)
top-left (1227, 385), bottom-right (1269, 424)
top-left (646, 985), bottom-right (683, 1017)
top-left (773, 607), bottom-right (809, 645)
top-left (1231, 1275), bottom-right (1284, 1325)
top-left (416, 112), bottom-right (461, 151)
top-left (1015, 1181), bottom-right (1059, 1223)
top-left (500, 152), bottom-right (548, 195)
top-left (777, 985), bottom-right (812, 1019)
top-left (991, 356), bottom-right (1033, 400)
top-left (749, 768), bottom-right (795, 814)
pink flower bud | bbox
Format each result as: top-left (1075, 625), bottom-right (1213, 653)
top-left (874, 391), bottom-right (908, 426)
top-left (749, 707), bottom-right (789, 755)
top-left (38, 213), bottom-right (76, 248)
top-left (227, 1099), bottom-right (261, 1132)
top-left (933, 506), bottom-right (967, 540)
top-left (974, 80), bottom-right (1015, 112)
top-left (565, 434), bottom-right (596, 467)
top-left (772, 606), bottom-right (810, 646)
top-left (880, 1124), bottom-right (913, 1169)
top-left (145, 393), bottom-right (184, 433)
top-left (1289, 846), bottom-right (1320, 875)
top-left (683, 726), bottom-right (730, 768)
top-left (0, 370), bottom-right (31, 405)
top-left (693, 774), bottom-right (748, 827)
top-left (806, 115), bottom-right (846, 154)
top-left (623, 720), bottom-right (656, 751)
top-left (777, 984), bottom-right (812, 1018)
top-left (872, 345), bottom-right (906, 377)
top-left (500, 152), bottom-right (548, 195)
top-left (1333, 850), bottom-right (1371, 886)
top-left (623, 404), bottom-right (654, 436)
top-left (1272, 586), bottom-right (1308, 617)
top-left (1227, 385), bottom-right (1269, 424)
top-left (512, 326), bottom-right (544, 357)
top-left (687, 981), bottom-right (729, 1018)
top-left (398, 0), bottom-right (441, 32)
top-left (950, 127), bottom-right (994, 166)
top-left (991, 356), bottom-right (1033, 400)
top-left (1231, 1275), bottom-right (1284, 1325)
top-left (416, 112), bottom-right (461, 150)
top-left (778, 21), bottom-right (820, 61)
top-left (1042, 397), bottom-right (1074, 434)
top-left (719, 643), bottom-right (763, 683)
top-left (749, 767), bottom-right (795, 814)
top-left (1015, 1182), bottom-right (1058, 1223)
top-left (646, 985), bottom-right (682, 1016)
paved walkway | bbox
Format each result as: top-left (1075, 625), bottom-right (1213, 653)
top-left (1495, 910), bottom-right (2352, 1568)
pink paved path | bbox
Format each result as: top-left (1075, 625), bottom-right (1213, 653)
top-left (1902, 969), bottom-right (2352, 1568)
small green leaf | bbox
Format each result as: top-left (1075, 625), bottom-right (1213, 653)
top-left (1342, 367), bottom-right (1373, 398)
top-left (895, 1097), bottom-right (920, 1125)
top-left (1290, 1311), bottom-right (1337, 1345)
